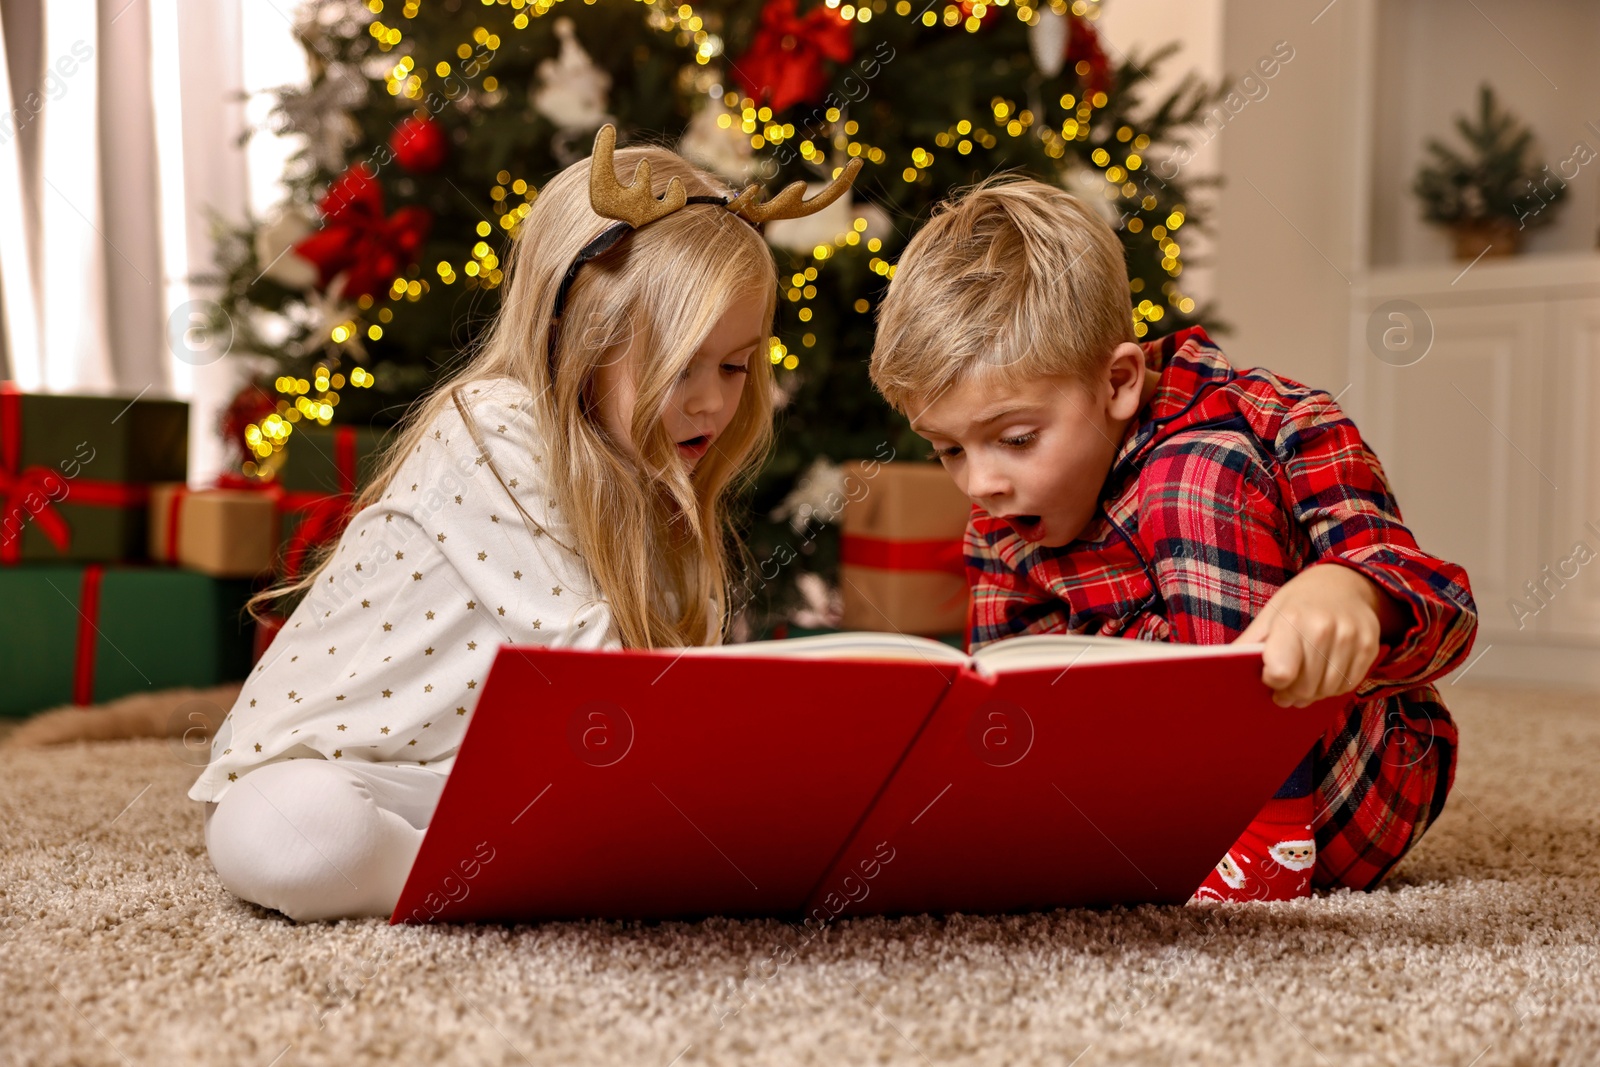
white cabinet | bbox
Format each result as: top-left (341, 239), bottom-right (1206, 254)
top-left (1351, 256), bottom-right (1600, 684)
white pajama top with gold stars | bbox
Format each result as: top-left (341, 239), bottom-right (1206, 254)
top-left (189, 375), bottom-right (622, 803)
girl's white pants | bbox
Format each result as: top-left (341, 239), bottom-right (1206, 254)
top-left (203, 759), bottom-right (448, 922)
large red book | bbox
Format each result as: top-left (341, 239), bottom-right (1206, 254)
top-left (392, 634), bottom-right (1342, 925)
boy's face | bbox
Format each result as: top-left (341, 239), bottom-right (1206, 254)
top-left (908, 343), bottom-right (1151, 548)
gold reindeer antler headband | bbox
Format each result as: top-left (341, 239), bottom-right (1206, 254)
top-left (548, 124), bottom-right (864, 372)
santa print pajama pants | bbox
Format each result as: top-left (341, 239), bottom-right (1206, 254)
top-left (1190, 751), bottom-right (1317, 903)
top-left (203, 760), bottom-right (449, 922)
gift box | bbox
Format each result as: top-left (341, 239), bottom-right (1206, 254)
top-left (0, 381), bottom-right (188, 564)
top-left (149, 483), bottom-right (280, 578)
top-left (273, 424), bottom-right (389, 580)
top-left (0, 563), bottom-right (255, 717)
top-left (837, 461), bottom-right (973, 636)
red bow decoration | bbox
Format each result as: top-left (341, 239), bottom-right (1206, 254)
top-left (1065, 14), bottom-right (1113, 97)
top-left (293, 163), bottom-right (432, 301)
top-left (733, 0), bottom-right (854, 115)
top-left (840, 533), bottom-right (966, 576)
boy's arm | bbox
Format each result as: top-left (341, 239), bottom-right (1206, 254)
top-left (1271, 392), bottom-right (1478, 696)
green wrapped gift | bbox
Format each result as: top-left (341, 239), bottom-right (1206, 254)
top-left (0, 564), bottom-right (254, 717)
top-left (0, 382), bottom-right (188, 564)
top-left (275, 423), bottom-right (390, 495)
top-left (271, 423), bottom-right (390, 581)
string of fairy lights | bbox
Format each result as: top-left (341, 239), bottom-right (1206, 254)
top-left (244, 0), bottom-right (1190, 472)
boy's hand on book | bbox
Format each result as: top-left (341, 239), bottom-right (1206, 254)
top-left (1236, 564), bottom-right (1404, 707)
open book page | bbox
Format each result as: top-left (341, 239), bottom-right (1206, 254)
top-left (684, 631), bottom-right (968, 665)
top-left (684, 631), bottom-right (1264, 673)
top-left (971, 634), bottom-right (1265, 675)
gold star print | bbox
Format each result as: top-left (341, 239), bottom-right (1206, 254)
top-left (354, 562), bottom-right (362, 572)
top-left (395, 551), bottom-right (404, 560)
top-left (254, 743), bottom-right (262, 752)
top-left (497, 424), bottom-right (506, 432)
top-left (552, 586), bottom-right (563, 596)
top-left (497, 606), bottom-right (506, 616)
top-left (333, 749), bottom-right (343, 759)
top-left (549, 499), bottom-right (558, 509)
top-left (532, 619), bottom-right (542, 629)
top-left (467, 680), bottom-right (477, 689)
top-left (249, 699), bottom-right (256, 707)
top-left (383, 622), bottom-right (393, 631)
top-left (426, 610), bottom-right (435, 620)
top-left (383, 656), bottom-right (392, 662)
top-left (475, 455), bottom-right (486, 466)
top-left (490, 514), bottom-right (500, 523)
top-left (380, 726), bottom-right (391, 734)
top-left (419, 760), bottom-right (428, 766)
top-left (290, 655), bottom-right (298, 662)
top-left (223, 748), bottom-right (232, 755)
top-left (423, 722), bottom-right (431, 728)
top-left (424, 684), bottom-right (433, 693)
top-left (337, 724), bottom-right (347, 730)
top-left (437, 533), bottom-right (446, 542)
top-left (382, 689), bottom-right (393, 698)
top-left (411, 483), bottom-right (418, 491)
top-left (287, 690), bottom-right (297, 699)
top-left (385, 514), bottom-right (393, 523)
top-left (467, 641), bottom-right (477, 650)
top-left (425, 646), bottom-right (435, 655)
top-left (454, 494), bottom-right (462, 504)
top-left (328, 646), bottom-right (336, 655)
top-left (228, 772), bottom-right (237, 781)
top-left (513, 570), bottom-right (522, 580)
top-left (456, 706), bottom-right (467, 715)
top-left (434, 430), bottom-right (441, 439)
top-left (412, 571), bottom-right (423, 581)
top-left (578, 620), bottom-right (586, 628)
top-left (466, 600), bottom-right (476, 610)
top-left (508, 477), bottom-right (519, 488)
top-left (477, 551), bottom-right (487, 561)
top-left (361, 599), bottom-right (370, 608)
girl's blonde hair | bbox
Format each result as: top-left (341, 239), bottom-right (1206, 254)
top-left (869, 174), bottom-right (1133, 412)
top-left (251, 142), bottom-right (779, 649)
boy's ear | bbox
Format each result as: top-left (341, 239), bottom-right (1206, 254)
top-left (1104, 342), bottom-right (1148, 421)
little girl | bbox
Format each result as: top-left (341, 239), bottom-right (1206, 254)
top-left (192, 127), bottom-right (861, 921)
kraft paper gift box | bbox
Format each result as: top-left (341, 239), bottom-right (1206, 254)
top-left (0, 563), bottom-right (255, 717)
top-left (838, 461), bottom-right (973, 636)
top-left (149, 484), bottom-right (280, 578)
top-left (0, 382), bottom-right (188, 564)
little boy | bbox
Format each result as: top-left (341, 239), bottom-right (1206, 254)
top-left (868, 178), bottom-right (1477, 901)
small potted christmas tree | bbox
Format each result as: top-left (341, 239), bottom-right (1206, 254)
top-left (1413, 84), bottom-right (1566, 259)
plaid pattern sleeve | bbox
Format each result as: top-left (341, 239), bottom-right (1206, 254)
top-left (1273, 392), bottom-right (1479, 696)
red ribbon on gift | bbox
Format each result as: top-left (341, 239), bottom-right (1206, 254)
top-left (839, 533), bottom-right (966, 575)
top-left (73, 564), bottom-right (105, 705)
top-left (215, 425), bottom-right (360, 581)
top-left (0, 381), bottom-right (153, 565)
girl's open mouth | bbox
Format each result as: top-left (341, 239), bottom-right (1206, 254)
top-left (676, 434), bottom-right (711, 460)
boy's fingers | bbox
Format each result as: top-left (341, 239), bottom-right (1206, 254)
top-left (1261, 624), bottom-right (1303, 696)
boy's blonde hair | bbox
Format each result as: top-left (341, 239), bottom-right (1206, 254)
top-left (870, 175), bottom-right (1133, 412)
top-left (253, 142), bottom-right (778, 650)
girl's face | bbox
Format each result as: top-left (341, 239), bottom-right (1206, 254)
top-left (593, 296), bottom-right (767, 470)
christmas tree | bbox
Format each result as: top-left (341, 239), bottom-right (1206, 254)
top-left (205, 0), bottom-right (1220, 630)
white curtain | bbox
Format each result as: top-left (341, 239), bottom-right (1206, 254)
top-left (0, 0), bottom-right (263, 484)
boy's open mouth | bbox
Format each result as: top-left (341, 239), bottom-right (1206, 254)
top-left (1004, 514), bottom-right (1045, 541)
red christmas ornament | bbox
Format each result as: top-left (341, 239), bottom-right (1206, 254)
top-left (390, 115), bottom-right (449, 173)
top-left (292, 163), bottom-right (432, 301)
top-left (1065, 14), bottom-right (1113, 97)
top-left (733, 0), bottom-right (854, 115)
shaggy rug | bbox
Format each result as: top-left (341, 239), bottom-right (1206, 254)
top-left (0, 682), bottom-right (1596, 1067)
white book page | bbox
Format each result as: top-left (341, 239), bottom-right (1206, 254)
top-left (685, 632), bottom-right (968, 665)
top-left (971, 633), bottom-right (1265, 675)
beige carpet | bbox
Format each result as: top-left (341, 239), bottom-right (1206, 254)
top-left (1, 684), bottom-right (1596, 1067)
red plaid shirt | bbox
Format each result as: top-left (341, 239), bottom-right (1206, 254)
top-left (965, 326), bottom-right (1478, 891)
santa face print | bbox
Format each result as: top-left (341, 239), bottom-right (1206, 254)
top-left (1269, 839), bottom-right (1316, 871)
